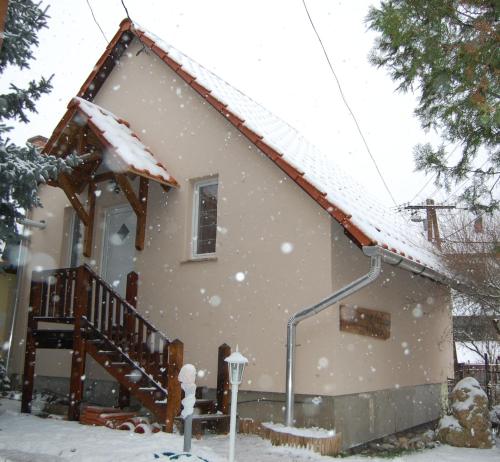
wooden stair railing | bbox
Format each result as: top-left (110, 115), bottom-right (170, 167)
top-left (21, 264), bottom-right (183, 432)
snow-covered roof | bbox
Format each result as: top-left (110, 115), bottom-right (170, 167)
top-left (78, 19), bottom-right (447, 277)
top-left (68, 97), bottom-right (178, 188)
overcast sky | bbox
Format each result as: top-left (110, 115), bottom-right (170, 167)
top-left (4, 0), bottom-right (451, 208)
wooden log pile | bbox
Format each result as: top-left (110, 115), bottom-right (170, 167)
top-left (80, 406), bottom-right (137, 428)
top-left (80, 406), bottom-right (163, 433)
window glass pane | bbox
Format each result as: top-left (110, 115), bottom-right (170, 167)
top-left (70, 214), bottom-right (83, 267)
top-left (196, 182), bottom-right (218, 255)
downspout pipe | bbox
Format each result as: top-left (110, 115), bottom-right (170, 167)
top-left (285, 245), bottom-right (383, 427)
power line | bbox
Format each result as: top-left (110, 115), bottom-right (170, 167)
top-left (120, 0), bottom-right (132, 22)
top-left (443, 239), bottom-right (497, 244)
top-left (85, 0), bottom-right (108, 44)
top-left (301, 0), bottom-right (397, 206)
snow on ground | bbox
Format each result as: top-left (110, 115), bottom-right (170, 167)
top-left (0, 399), bottom-right (498, 461)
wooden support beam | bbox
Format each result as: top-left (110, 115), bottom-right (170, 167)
top-left (21, 279), bottom-right (42, 414)
top-left (83, 182), bottom-right (96, 257)
top-left (113, 174), bottom-right (144, 217)
top-left (165, 339), bottom-right (183, 432)
top-left (58, 174), bottom-right (90, 226)
top-left (79, 152), bottom-right (102, 164)
top-left (216, 343), bottom-right (231, 414)
top-left (93, 171), bottom-right (115, 183)
top-left (77, 126), bottom-right (86, 155)
top-left (118, 383), bottom-right (131, 409)
top-left (68, 266), bottom-right (90, 421)
top-left (136, 177), bottom-right (149, 250)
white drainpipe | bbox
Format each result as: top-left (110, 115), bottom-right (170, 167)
top-left (284, 244), bottom-right (449, 427)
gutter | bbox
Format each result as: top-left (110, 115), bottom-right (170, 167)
top-left (284, 244), bottom-right (449, 427)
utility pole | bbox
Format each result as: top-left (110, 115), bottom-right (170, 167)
top-left (404, 199), bottom-right (455, 250)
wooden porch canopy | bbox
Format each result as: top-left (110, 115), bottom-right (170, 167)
top-left (44, 97), bottom-right (179, 256)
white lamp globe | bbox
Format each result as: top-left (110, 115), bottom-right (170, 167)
top-left (225, 348), bottom-right (248, 385)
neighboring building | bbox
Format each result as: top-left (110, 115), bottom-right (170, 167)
top-left (27, 135), bottom-right (48, 151)
top-left (9, 19), bottom-right (454, 449)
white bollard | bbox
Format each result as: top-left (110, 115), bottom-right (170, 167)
top-left (179, 364), bottom-right (197, 453)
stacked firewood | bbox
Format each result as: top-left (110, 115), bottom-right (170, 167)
top-left (80, 406), bottom-right (161, 433)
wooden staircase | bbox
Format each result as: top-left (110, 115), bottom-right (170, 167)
top-left (20, 265), bottom-right (231, 433)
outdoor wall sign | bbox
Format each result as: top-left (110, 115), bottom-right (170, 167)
top-left (339, 305), bottom-right (391, 340)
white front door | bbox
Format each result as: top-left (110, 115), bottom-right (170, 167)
top-left (101, 205), bottom-right (136, 297)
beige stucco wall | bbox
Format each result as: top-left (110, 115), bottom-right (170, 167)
top-left (10, 38), bottom-right (453, 399)
top-left (0, 272), bottom-right (16, 349)
top-left (9, 186), bottom-right (75, 379)
top-left (294, 221), bottom-right (453, 396)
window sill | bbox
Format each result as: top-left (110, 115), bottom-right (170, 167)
top-left (180, 255), bottom-right (218, 264)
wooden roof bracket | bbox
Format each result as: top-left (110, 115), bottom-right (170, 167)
top-left (59, 174), bottom-right (90, 226)
top-left (58, 174), bottom-right (96, 258)
top-left (113, 173), bottom-right (149, 250)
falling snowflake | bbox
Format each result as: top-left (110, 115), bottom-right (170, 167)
top-left (235, 272), bottom-right (245, 282)
top-left (412, 304), bottom-right (423, 318)
top-left (317, 357), bottom-right (329, 369)
top-left (209, 295), bottom-right (221, 307)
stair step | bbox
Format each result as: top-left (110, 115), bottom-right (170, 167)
top-left (84, 329), bottom-right (168, 423)
top-left (190, 414), bottom-right (230, 422)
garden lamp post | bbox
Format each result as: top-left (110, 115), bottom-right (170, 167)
top-left (225, 347), bottom-right (248, 462)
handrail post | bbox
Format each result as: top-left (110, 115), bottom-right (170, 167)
top-left (68, 266), bottom-right (90, 421)
top-left (119, 271), bottom-right (138, 408)
top-left (165, 339), bottom-right (183, 432)
top-left (21, 277), bottom-right (42, 413)
top-left (162, 340), bottom-right (170, 389)
top-left (216, 343), bottom-right (231, 414)
top-left (125, 271), bottom-right (138, 307)
top-left (125, 271), bottom-right (138, 352)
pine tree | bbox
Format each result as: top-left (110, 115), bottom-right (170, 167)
top-left (367, 1), bottom-right (499, 212)
top-left (0, 0), bottom-right (78, 247)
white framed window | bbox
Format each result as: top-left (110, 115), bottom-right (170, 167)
top-left (192, 178), bottom-right (218, 257)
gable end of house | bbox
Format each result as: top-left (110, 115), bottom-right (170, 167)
top-left (71, 18), bottom-right (374, 251)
